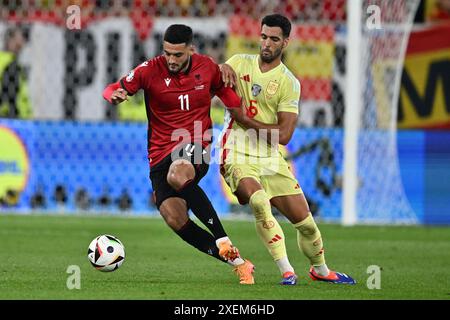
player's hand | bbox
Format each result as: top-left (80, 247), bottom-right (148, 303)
top-left (219, 63), bottom-right (237, 88)
top-left (110, 88), bottom-right (128, 105)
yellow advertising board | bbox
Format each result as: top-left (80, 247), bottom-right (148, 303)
top-left (399, 23), bottom-right (450, 129)
top-left (0, 126), bottom-right (30, 202)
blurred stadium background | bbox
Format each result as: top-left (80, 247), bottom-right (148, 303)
top-left (0, 0), bottom-right (449, 225)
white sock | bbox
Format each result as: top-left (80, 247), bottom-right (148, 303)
top-left (227, 257), bottom-right (245, 266)
top-left (314, 264), bottom-right (330, 277)
top-left (275, 256), bottom-right (295, 275)
top-left (215, 236), bottom-right (230, 247)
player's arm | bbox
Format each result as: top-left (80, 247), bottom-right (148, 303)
top-left (235, 110), bottom-right (298, 145)
top-left (218, 54), bottom-right (242, 88)
top-left (219, 63), bottom-right (237, 88)
top-left (232, 76), bottom-right (301, 145)
top-left (211, 61), bottom-right (243, 113)
top-left (215, 86), bottom-right (242, 110)
top-left (102, 61), bottom-right (148, 105)
top-left (102, 81), bottom-right (128, 105)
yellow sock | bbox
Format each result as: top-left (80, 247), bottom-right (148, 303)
top-left (249, 190), bottom-right (288, 262)
top-left (294, 213), bottom-right (326, 266)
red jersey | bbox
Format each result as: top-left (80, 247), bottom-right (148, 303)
top-left (118, 53), bottom-right (240, 167)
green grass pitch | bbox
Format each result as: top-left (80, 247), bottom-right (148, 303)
top-left (1, 214), bottom-right (449, 300)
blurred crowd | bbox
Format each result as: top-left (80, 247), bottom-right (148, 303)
top-left (0, 0), bottom-right (347, 23)
top-left (2, 0), bottom-right (450, 26)
top-left (1, 0), bottom-right (449, 121)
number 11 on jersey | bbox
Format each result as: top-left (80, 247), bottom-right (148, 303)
top-left (178, 94), bottom-right (190, 111)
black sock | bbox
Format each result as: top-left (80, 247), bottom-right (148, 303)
top-left (175, 219), bottom-right (226, 263)
top-left (177, 180), bottom-right (227, 239)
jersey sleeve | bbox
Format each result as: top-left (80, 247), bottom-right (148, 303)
top-left (211, 54), bottom-right (244, 91)
top-left (119, 61), bottom-right (150, 96)
top-left (278, 77), bottom-right (301, 114)
top-left (225, 54), bottom-right (242, 70)
top-left (210, 61), bottom-right (225, 92)
top-left (209, 60), bottom-right (241, 109)
top-left (215, 86), bottom-right (241, 109)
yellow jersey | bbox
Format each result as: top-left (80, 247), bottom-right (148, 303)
top-left (219, 54), bottom-right (301, 158)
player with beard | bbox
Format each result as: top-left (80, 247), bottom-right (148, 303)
top-left (103, 24), bottom-right (254, 284)
top-left (219, 14), bottom-right (355, 285)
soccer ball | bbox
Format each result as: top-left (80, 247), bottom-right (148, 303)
top-left (87, 234), bottom-right (125, 272)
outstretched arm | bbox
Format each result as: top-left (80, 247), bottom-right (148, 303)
top-left (102, 81), bottom-right (128, 105)
top-left (103, 60), bottom-right (149, 104)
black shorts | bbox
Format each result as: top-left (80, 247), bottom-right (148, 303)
top-left (149, 143), bottom-right (210, 209)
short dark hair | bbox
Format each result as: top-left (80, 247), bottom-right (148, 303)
top-left (163, 24), bottom-right (193, 45)
top-left (261, 14), bottom-right (292, 38)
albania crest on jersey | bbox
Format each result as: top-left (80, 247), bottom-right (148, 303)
top-left (251, 84), bottom-right (262, 97)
